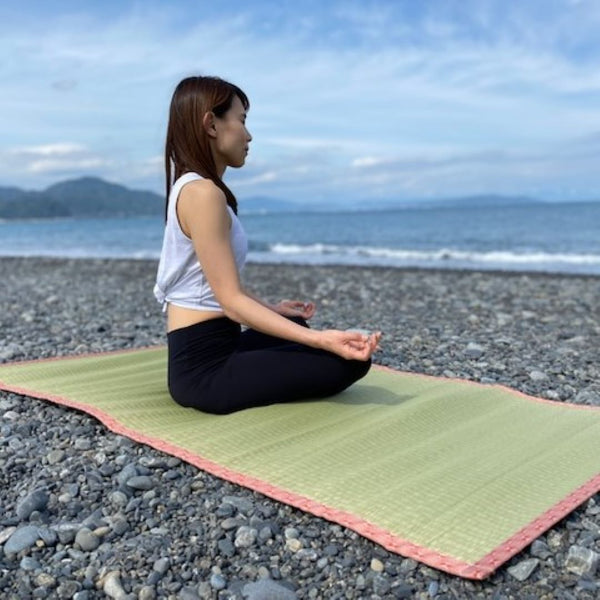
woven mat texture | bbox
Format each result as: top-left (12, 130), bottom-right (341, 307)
top-left (1, 347), bottom-right (599, 579)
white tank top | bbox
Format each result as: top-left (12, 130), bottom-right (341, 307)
top-left (153, 172), bottom-right (247, 312)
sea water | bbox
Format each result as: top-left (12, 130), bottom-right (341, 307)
top-left (0, 201), bottom-right (599, 275)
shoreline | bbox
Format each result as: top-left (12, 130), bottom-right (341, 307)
top-left (1, 253), bottom-right (600, 281)
top-left (1, 256), bottom-right (599, 598)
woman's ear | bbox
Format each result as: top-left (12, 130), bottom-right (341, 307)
top-left (203, 111), bottom-right (217, 138)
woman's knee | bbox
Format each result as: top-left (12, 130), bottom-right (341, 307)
top-left (350, 357), bottom-right (371, 382)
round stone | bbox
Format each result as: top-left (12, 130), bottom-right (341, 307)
top-left (126, 475), bottom-right (155, 490)
top-left (234, 526), bottom-right (257, 548)
top-left (285, 538), bottom-right (303, 553)
top-left (209, 573), bottom-right (226, 590)
top-left (370, 558), bottom-right (384, 572)
top-left (74, 528), bottom-right (100, 552)
top-left (3, 525), bottom-right (41, 555)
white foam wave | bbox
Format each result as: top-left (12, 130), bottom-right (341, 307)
top-left (267, 243), bottom-right (600, 266)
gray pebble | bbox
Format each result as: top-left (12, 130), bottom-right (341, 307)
top-left (242, 578), bottom-right (297, 600)
top-left (47, 449), bottom-right (66, 464)
top-left (372, 574), bottom-right (391, 596)
top-left (464, 342), bottom-right (484, 359)
top-left (296, 549), bottom-right (318, 561)
top-left (216, 503), bottom-right (235, 518)
top-left (0, 526), bottom-right (17, 545)
top-left (34, 572), bottom-right (57, 588)
top-left (221, 517), bottom-right (243, 530)
top-left (81, 508), bottom-right (105, 529)
top-left (235, 525), bottom-right (257, 548)
top-left (37, 526), bottom-right (58, 546)
top-left (285, 538), bottom-right (303, 552)
top-left (75, 527), bottom-right (100, 552)
top-left (529, 370), bottom-right (548, 382)
top-left (52, 523), bottom-right (80, 545)
top-left (109, 516), bottom-right (129, 536)
top-left (565, 545), bottom-right (599, 576)
top-left (153, 557), bottom-right (170, 575)
top-left (392, 583), bottom-right (414, 599)
top-left (197, 582), bottom-right (212, 599)
top-left (577, 578), bottom-right (598, 593)
top-left (3, 525), bottom-right (41, 555)
top-left (530, 539), bottom-right (552, 559)
top-left (574, 388), bottom-right (600, 406)
top-left (146, 572), bottom-right (162, 586)
top-left (218, 538), bottom-right (235, 557)
top-left (138, 586), bottom-right (157, 600)
top-left (258, 524), bottom-right (273, 542)
top-left (0, 342), bottom-right (21, 360)
top-left (126, 475), bottom-right (155, 490)
top-left (507, 558), bottom-right (540, 581)
top-left (109, 491), bottom-right (129, 507)
top-left (74, 438), bottom-right (92, 451)
top-left (103, 572), bottom-right (129, 600)
top-left (16, 489), bottom-right (49, 520)
top-left (222, 495), bottom-right (254, 515)
top-left (116, 463), bottom-right (139, 487)
top-left (57, 580), bottom-right (81, 599)
top-left (178, 587), bottom-right (200, 600)
top-left (20, 556), bottom-right (41, 571)
top-left (209, 573), bottom-right (226, 590)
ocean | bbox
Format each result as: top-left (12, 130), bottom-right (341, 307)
top-left (1, 201), bottom-right (599, 275)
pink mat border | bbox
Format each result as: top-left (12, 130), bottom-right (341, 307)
top-left (1, 348), bottom-right (599, 580)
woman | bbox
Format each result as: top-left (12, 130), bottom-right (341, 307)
top-left (154, 75), bottom-right (381, 414)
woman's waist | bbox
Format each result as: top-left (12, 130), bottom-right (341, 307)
top-left (167, 303), bottom-right (229, 333)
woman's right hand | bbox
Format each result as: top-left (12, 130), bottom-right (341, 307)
top-left (318, 330), bottom-right (381, 361)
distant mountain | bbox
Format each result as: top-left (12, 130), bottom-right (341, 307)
top-left (0, 176), bottom-right (552, 220)
top-left (0, 177), bottom-right (303, 220)
top-left (0, 177), bottom-right (163, 219)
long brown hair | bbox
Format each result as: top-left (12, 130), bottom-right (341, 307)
top-left (164, 76), bottom-right (249, 218)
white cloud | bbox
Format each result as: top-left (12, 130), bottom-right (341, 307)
top-left (231, 171), bottom-right (278, 187)
top-left (352, 157), bottom-right (384, 168)
top-left (0, 143), bottom-right (113, 185)
top-left (0, 1), bottom-right (599, 201)
top-left (28, 157), bottom-right (107, 174)
top-left (8, 143), bottom-right (87, 157)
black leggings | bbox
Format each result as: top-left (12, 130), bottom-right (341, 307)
top-left (167, 316), bottom-right (371, 414)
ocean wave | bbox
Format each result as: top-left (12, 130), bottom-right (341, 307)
top-left (264, 243), bottom-right (600, 266)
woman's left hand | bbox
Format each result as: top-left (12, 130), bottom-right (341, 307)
top-left (274, 299), bottom-right (316, 319)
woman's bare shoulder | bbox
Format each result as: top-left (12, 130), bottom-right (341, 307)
top-left (177, 179), bottom-right (229, 235)
top-left (179, 178), bottom-right (226, 207)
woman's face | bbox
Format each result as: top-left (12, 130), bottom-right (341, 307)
top-left (212, 95), bottom-right (252, 171)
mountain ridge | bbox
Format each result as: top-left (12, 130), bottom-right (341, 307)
top-left (0, 176), bottom-right (568, 220)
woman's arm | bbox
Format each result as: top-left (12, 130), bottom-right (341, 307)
top-left (243, 288), bottom-right (316, 320)
top-left (178, 181), bottom-right (378, 361)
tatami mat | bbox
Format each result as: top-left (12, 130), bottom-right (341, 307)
top-left (1, 347), bottom-right (599, 579)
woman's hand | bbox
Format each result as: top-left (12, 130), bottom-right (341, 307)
top-left (274, 299), bottom-right (316, 320)
top-left (318, 330), bottom-right (381, 361)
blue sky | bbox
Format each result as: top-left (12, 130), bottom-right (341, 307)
top-left (2, 0), bottom-right (600, 205)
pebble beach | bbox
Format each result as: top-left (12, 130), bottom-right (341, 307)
top-left (1, 256), bottom-right (599, 600)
